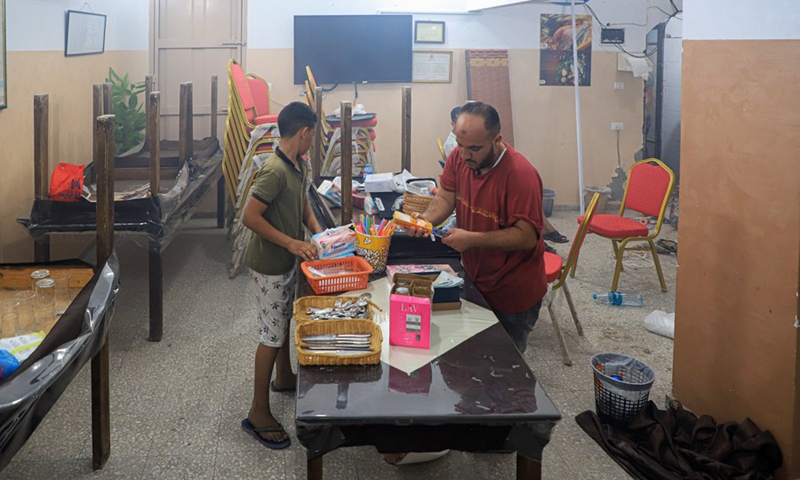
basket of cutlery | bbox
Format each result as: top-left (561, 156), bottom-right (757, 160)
top-left (293, 294), bottom-right (380, 325)
top-left (295, 319), bottom-right (382, 366)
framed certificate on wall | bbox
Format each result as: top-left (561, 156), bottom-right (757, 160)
top-left (414, 21), bottom-right (445, 44)
top-left (65, 10), bottom-right (107, 57)
top-left (412, 51), bottom-right (453, 83)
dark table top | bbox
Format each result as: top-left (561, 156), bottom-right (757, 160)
top-left (295, 257), bottom-right (561, 427)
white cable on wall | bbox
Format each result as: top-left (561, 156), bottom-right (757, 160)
top-left (571, 0), bottom-right (586, 214)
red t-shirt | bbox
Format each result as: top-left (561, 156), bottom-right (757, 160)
top-left (440, 143), bottom-right (547, 313)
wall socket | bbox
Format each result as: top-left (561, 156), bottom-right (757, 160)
top-left (614, 82), bottom-right (624, 90)
top-left (611, 122), bottom-right (624, 131)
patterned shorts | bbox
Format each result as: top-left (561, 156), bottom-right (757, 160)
top-left (250, 268), bottom-right (296, 347)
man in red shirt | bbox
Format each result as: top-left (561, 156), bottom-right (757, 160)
top-left (416, 101), bottom-right (546, 353)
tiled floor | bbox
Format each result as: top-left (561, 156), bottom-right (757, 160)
top-left (2, 209), bottom-right (678, 479)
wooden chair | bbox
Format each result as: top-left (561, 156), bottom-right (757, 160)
top-left (543, 192), bottom-right (601, 366)
top-left (573, 159), bottom-right (675, 292)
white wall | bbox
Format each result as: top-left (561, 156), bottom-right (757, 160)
top-left (6, 0), bottom-right (149, 51)
top-left (248, 0), bottom-right (677, 52)
top-left (684, 0), bottom-right (800, 40)
top-left (661, 16), bottom-right (682, 180)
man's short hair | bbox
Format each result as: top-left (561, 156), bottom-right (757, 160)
top-left (450, 106), bottom-right (461, 123)
top-left (278, 102), bottom-right (317, 138)
top-left (458, 101), bottom-right (501, 138)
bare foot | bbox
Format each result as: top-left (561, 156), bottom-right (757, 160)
top-left (247, 411), bottom-right (288, 444)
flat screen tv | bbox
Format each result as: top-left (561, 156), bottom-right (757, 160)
top-left (294, 15), bottom-right (413, 85)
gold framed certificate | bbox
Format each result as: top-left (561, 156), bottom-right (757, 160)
top-left (412, 51), bottom-right (453, 83)
top-left (414, 21), bottom-right (445, 44)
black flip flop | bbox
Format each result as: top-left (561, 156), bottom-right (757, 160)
top-left (544, 231), bottom-right (569, 244)
top-left (656, 239), bottom-right (678, 255)
top-left (270, 380), bottom-right (296, 393)
top-left (241, 418), bottom-right (291, 450)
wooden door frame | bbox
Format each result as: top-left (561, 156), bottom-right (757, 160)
top-left (147, 0), bottom-right (248, 96)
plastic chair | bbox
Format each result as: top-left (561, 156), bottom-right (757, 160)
top-left (543, 192), bottom-right (601, 366)
top-left (573, 159), bottom-right (675, 292)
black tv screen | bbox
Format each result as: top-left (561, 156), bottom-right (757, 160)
top-left (294, 15), bottom-right (413, 85)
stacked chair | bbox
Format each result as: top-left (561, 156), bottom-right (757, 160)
top-left (303, 66), bottom-right (378, 177)
top-left (222, 59), bottom-right (280, 222)
top-left (223, 59), bottom-right (282, 277)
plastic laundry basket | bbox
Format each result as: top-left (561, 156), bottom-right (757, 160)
top-left (591, 353), bottom-right (655, 424)
top-left (543, 189), bottom-right (555, 217)
top-left (583, 186), bottom-right (610, 214)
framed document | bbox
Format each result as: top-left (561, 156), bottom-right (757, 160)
top-left (412, 51), bottom-right (453, 83)
top-left (65, 10), bottom-right (107, 57)
top-left (415, 21), bottom-right (445, 44)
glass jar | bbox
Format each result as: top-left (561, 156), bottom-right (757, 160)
top-left (30, 269), bottom-right (50, 291)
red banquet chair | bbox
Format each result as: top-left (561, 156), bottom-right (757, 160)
top-left (543, 192), bottom-right (600, 366)
top-left (573, 159), bottom-right (675, 292)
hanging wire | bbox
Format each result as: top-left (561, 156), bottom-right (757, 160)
top-left (81, 2), bottom-right (94, 12)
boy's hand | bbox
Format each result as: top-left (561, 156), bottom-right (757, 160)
top-left (289, 240), bottom-right (318, 261)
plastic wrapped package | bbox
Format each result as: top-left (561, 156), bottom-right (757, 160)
top-left (0, 253), bottom-right (120, 470)
top-left (21, 139), bottom-right (222, 254)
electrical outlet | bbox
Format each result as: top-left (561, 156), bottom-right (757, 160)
top-left (611, 122), bottom-right (624, 131)
top-left (614, 82), bottom-right (624, 90)
top-left (298, 88), bottom-right (306, 97)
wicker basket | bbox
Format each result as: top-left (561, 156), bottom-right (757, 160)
top-left (295, 319), bottom-right (382, 366)
top-left (402, 192), bottom-right (433, 215)
top-left (293, 295), bottom-right (379, 325)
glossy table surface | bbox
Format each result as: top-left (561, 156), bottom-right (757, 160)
top-left (296, 257), bottom-right (561, 443)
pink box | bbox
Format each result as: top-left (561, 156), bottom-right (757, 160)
top-left (389, 293), bottom-right (431, 349)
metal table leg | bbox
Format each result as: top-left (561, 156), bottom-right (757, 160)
top-left (308, 455), bottom-right (323, 480)
top-left (517, 454), bottom-right (542, 480)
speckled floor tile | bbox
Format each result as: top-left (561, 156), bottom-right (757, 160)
top-left (0, 458), bottom-right (83, 480)
top-left (141, 454), bottom-right (216, 480)
top-left (149, 412), bottom-right (222, 456)
top-left (0, 214), bottom-right (677, 480)
top-left (72, 455), bottom-right (147, 479)
top-left (286, 447), bottom-right (356, 480)
top-left (214, 449), bottom-right (285, 479)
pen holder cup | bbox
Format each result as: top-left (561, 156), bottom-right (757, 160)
top-left (355, 232), bottom-right (392, 275)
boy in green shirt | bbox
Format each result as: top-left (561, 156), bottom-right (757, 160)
top-left (241, 102), bottom-right (322, 449)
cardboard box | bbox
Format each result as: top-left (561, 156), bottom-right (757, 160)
top-left (364, 172), bottom-right (395, 193)
top-left (389, 275), bottom-right (434, 349)
top-left (392, 272), bottom-right (461, 311)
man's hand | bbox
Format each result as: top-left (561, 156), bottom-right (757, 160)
top-left (288, 240), bottom-right (318, 261)
top-left (441, 228), bottom-right (475, 252)
top-left (407, 212), bottom-right (430, 238)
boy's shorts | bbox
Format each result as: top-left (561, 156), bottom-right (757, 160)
top-left (250, 268), bottom-right (296, 347)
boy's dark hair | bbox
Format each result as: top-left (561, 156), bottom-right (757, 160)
top-left (278, 102), bottom-right (317, 138)
top-left (458, 101), bottom-right (501, 138)
top-left (450, 106), bottom-right (461, 123)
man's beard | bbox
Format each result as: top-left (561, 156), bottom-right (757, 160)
top-left (466, 144), bottom-right (496, 172)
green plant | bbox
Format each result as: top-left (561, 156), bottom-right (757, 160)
top-left (105, 68), bottom-right (146, 155)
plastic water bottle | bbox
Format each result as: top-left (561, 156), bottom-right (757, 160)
top-left (362, 163), bottom-right (373, 176)
top-left (592, 292), bottom-right (644, 307)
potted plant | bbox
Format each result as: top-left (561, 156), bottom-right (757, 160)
top-left (105, 68), bottom-right (146, 156)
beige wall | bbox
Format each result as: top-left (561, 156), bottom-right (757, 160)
top-left (0, 46), bottom-right (643, 262)
top-left (0, 51), bottom-right (148, 262)
top-left (247, 48), bottom-right (644, 204)
top-left (673, 40), bottom-right (800, 479)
